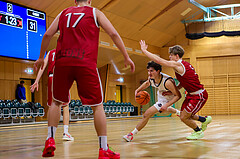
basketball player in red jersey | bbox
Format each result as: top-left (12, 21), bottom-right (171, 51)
top-left (139, 40), bottom-right (212, 140)
top-left (30, 49), bottom-right (74, 141)
top-left (34, 0), bottom-right (135, 158)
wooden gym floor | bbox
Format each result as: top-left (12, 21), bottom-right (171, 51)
top-left (0, 115), bottom-right (240, 159)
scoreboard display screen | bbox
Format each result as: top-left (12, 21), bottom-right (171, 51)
top-left (0, 0), bottom-right (46, 60)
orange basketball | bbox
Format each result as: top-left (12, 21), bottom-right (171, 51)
top-left (135, 91), bottom-right (150, 105)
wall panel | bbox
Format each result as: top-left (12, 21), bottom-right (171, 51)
top-left (197, 56), bottom-right (240, 115)
top-left (4, 61), bottom-right (14, 80)
top-left (14, 63), bottom-right (22, 80)
top-left (0, 61), bottom-right (4, 80)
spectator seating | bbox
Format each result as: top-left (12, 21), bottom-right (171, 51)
top-left (65, 100), bottom-right (137, 120)
top-left (0, 99), bottom-right (45, 124)
top-left (0, 99), bottom-right (136, 124)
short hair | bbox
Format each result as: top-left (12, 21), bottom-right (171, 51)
top-left (76, 0), bottom-right (88, 2)
top-left (169, 45), bottom-right (184, 58)
top-left (147, 61), bottom-right (162, 72)
top-left (20, 80), bottom-right (25, 84)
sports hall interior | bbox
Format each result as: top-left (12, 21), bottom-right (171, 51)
top-left (0, 0), bottom-right (240, 158)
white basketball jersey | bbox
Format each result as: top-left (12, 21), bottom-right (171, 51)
top-left (149, 73), bottom-right (174, 105)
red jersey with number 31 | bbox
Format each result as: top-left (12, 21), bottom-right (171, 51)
top-left (175, 60), bottom-right (204, 93)
top-left (56, 6), bottom-right (100, 68)
top-left (47, 49), bottom-right (56, 76)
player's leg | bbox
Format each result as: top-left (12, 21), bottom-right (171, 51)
top-left (190, 90), bottom-right (211, 131)
top-left (47, 99), bottom-right (63, 131)
top-left (91, 104), bottom-right (107, 146)
top-left (50, 75), bottom-right (73, 141)
top-left (136, 106), bottom-right (159, 131)
top-left (42, 76), bottom-right (60, 157)
top-left (42, 66), bottom-right (74, 157)
top-left (75, 67), bottom-right (120, 159)
top-left (62, 105), bottom-right (74, 141)
top-left (180, 110), bottom-right (204, 140)
top-left (165, 106), bottom-right (180, 116)
top-left (180, 110), bottom-right (200, 129)
top-left (180, 95), bottom-right (205, 140)
top-left (123, 105), bottom-right (158, 142)
top-left (91, 104), bottom-right (120, 159)
top-left (42, 99), bottom-right (62, 157)
top-left (191, 114), bottom-right (212, 131)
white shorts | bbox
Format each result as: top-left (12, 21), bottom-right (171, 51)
top-left (154, 102), bottom-right (164, 111)
top-left (154, 96), bottom-right (171, 111)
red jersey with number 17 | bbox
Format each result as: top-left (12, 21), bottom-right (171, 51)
top-left (175, 59), bottom-right (204, 93)
top-left (47, 49), bottom-right (56, 76)
top-left (56, 6), bottom-right (100, 68)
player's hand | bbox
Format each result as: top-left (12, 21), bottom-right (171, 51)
top-left (135, 90), bottom-right (139, 97)
top-left (162, 91), bottom-right (173, 96)
top-left (34, 58), bottom-right (44, 71)
top-left (30, 82), bottom-right (39, 92)
top-left (139, 40), bottom-right (148, 52)
top-left (160, 105), bottom-right (168, 112)
top-left (124, 57), bottom-right (135, 72)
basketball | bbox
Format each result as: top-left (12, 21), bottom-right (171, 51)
top-left (135, 91), bottom-right (150, 105)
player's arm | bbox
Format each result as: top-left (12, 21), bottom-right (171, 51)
top-left (35, 52), bottom-right (49, 83)
top-left (162, 82), bottom-right (183, 96)
top-left (96, 9), bottom-right (135, 72)
top-left (34, 12), bottom-right (61, 71)
top-left (176, 83), bottom-right (183, 90)
top-left (30, 52), bottom-right (49, 92)
top-left (160, 79), bottom-right (181, 111)
top-left (139, 40), bottom-right (182, 69)
top-left (135, 80), bottom-right (150, 96)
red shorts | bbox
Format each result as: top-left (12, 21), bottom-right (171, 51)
top-left (52, 66), bottom-right (103, 106)
top-left (48, 76), bottom-right (69, 106)
top-left (181, 90), bottom-right (208, 115)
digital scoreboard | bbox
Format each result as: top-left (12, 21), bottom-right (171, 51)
top-left (0, 0), bottom-right (46, 60)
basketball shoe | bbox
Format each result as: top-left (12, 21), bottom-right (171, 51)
top-left (123, 133), bottom-right (133, 142)
top-left (62, 133), bottom-right (74, 141)
top-left (201, 116), bottom-right (212, 132)
top-left (42, 137), bottom-right (56, 157)
top-left (186, 130), bottom-right (204, 140)
top-left (98, 145), bottom-right (120, 159)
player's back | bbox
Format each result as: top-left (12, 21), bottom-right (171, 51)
top-left (56, 6), bottom-right (100, 67)
top-left (175, 60), bottom-right (204, 93)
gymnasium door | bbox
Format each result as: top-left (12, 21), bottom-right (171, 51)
top-left (116, 85), bottom-right (122, 102)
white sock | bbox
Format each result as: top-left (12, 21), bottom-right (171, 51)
top-left (99, 136), bottom-right (108, 151)
top-left (47, 126), bottom-right (57, 140)
top-left (131, 128), bottom-right (139, 135)
top-left (176, 110), bottom-right (180, 116)
top-left (64, 125), bottom-right (69, 134)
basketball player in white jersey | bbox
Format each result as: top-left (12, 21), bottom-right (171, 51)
top-left (123, 61), bottom-right (181, 142)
